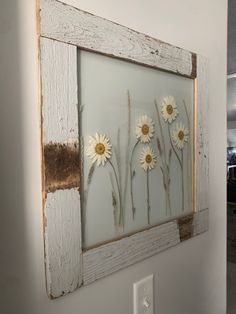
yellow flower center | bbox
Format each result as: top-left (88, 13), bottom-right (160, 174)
top-left (141, 124), bottom-right (150, 135)
top-left (178, 130), bottom-right (184, 141)
top-left (145, 154), bottom-right (152, 164)
top-left (95, 143), bottom-right (105, 155)
top-left (167, 104), bottom-right (173, 115)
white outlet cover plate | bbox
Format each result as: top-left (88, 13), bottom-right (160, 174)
top-left (133, 274), bottom-right (154, 314)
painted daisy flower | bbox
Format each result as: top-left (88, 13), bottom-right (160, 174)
top-left (139, 146), bottom-right (157, 171)
top-left (172, 122), bottom-right (189, 150)
top-left (161, 96), bottom-right (178, 123)
top-left (136, 115), bottom-right (154, 143)
top-left (86, 133), bottom-right (112, 166)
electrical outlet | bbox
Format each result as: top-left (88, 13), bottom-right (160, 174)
top-left (133, 274), bottom-right (154, 314)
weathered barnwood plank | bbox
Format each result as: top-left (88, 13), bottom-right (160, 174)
top-left (40, 37), bottom-right (78, 144)
top-left (44, 189), bottom-right (82, 298)
top-left (40, 0), bottom-right (196, 78)
top-left (40, 37), bottom-right (82, 297)
top-left (83, 221), bottom-right (180, 285)
top-left (83, 208), bottom-right (208, 286)
top-left (44, 142), bottom-right (80, 193)
top-left (177, 214), bottom-right (194, 241)
top-left (195, 55), bottom-right (209, 211)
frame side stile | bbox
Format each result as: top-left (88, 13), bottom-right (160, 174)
top-left (196, 55), bottom-right (209, 212)
top-left (40, 37), bottom-right (82, 298)
top-left (194, 54), bottom-right (209, 233)
top-left (37, 0), bottom-right (50, 296)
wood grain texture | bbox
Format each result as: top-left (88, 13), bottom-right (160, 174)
top-left (44, 142), bottom-right (80, 192)
top-left (44, 189), bottom-right (82, 298)
top-left (83, 221), bottom-right (180, 285)
top-left (40, 37), bottom-right (78, 144)
top-left (83, 208), bottom-right (208, 286)
top-left (177, 214), bottom-right (194, 241)
top-left (40, 0), bottom-right (196, 78)
top-left (195, 55), bottom-right (209, 211)
top-left (40, 36), bottom-right (81, 298)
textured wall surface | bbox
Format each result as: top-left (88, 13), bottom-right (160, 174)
top-left (228, 0), bottom-right (236, 75)
top-left (0, 0), bottom-right (227, 313)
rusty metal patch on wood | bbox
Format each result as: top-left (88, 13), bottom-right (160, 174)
top-left (191, 53), bottom-right (197, 78)
top-left (177, 214), bottom-right (194, 241)
top-left (44, 142), bottom-right (80, 193)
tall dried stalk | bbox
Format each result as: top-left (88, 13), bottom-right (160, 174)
top-left (109, 172), bottom-right (119, 232)
top-left (130, 140), bottom-right (139, 219)
top-left (114, 129), bottom-right (122, 190)
top-left (84, 163), bottom-right (95, 208)
top-left (122, 91), bottom-right (131, 219)
top-left (154, 100), bottom-right (171, 216)
top-left (112, 135), bottom-right (124, 228)
top-left (108, 159), bottom-right (123, 227)
top-left (111, 90), bottom-right (132, 228)
top-left (183, 100), bottom-right (192, 210)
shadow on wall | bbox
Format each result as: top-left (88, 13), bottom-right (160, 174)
top-left (0, 1), bottom-right (35, 312)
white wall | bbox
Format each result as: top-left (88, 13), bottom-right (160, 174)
top-left (0, 0), bottom-right (227, 313)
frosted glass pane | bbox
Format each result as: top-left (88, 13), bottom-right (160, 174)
top-left (79, 50), bottom-right (194, 249)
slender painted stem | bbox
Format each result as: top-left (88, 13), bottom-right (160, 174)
top-left (147, 169), bottom-right (151, 225)
top-left (167, 123), bottom-right (184, 211)
top-left (155, 100), bottom-right (167, 160)
top-left (130, 140), bottom-right (140, 219)
top-left (181, 150), bottom-right (184, 212)
top-left (108, 160), bottom-right (123, 227)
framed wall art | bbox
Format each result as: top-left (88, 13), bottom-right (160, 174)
top-left (38, 0), bottom-right (209, 299)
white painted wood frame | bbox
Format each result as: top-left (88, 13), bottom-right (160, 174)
top-left (38, 0), bottom-right (209, 299)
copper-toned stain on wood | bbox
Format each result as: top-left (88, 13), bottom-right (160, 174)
top-left (44, 142), bottom-right (80, 193)
top-left (177, 214), bottom-right (194, 241)
top-left (191, 53), bottom-right (197, 78)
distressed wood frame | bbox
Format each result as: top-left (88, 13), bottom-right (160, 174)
top-left (38, 0), bottom-right (209, 299)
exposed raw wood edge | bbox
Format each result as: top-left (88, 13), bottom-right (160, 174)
top-left (44, 188), bottom-right (82, 298)
top-left (36, 0), bottom-right (41, 36)
top-left (83, 221), bottom-right (180, 285)
top-left (40, 0), bottom-right (196, 78)
top-left (177, 214), bottom-right (194, 241)
top-left (196, 55), bottom-right (209, 211)
top-left (44, 141), bottom-right (80, 192)
top-left (40, 37), bottom-right (78, 144)
top-left (192, 208), bottom-right (209, 236)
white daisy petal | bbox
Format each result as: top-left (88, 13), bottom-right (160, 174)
top-left (161, 96), bottom-right (178, 123)
top-left (136, 115), bottom-right (155, 143)
top-left (172, 122), bottom-right (189, 150)
top-left (86, 133), bottom-right (112, 166)
top-left (139, 146), bottom-right (157, 172)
